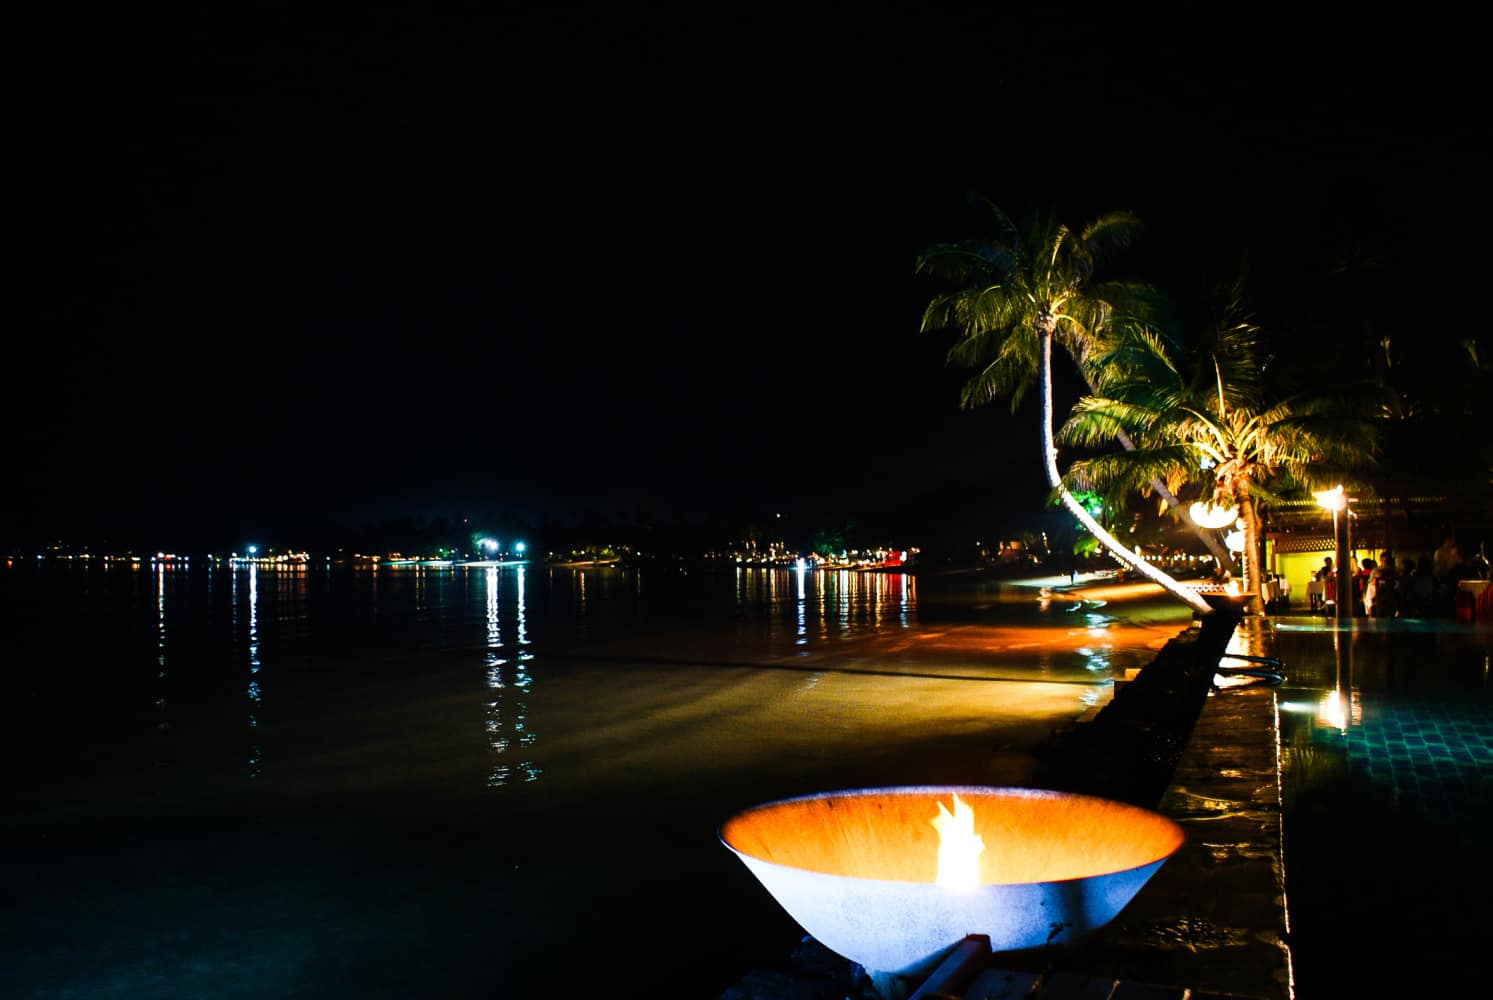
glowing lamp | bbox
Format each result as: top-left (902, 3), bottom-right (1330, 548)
top-left (1313, 486), bottom-right (1347, 512)
top-left (721, 786), bottom-right (1183, 978)
top-left (1188, 502), bottom-right (1236, 529)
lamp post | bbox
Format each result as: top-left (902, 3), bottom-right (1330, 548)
top-left (1314, 487), bottom-right (1351, 624)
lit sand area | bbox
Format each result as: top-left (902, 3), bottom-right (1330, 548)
top-left (0, 566), bottom-right (1199, 997)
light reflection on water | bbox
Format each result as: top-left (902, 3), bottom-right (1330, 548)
top-left (246, 565), bottom-right (262, 777)
top-left (155, 563), bottom-right (167, 736)
top-left (3, 564), bottom-right (1179, 808)
top-left (740, 567), bottom-right (917, 648)
top-left (485, 564), bottom-right (539, 787)
top-left (9, 564), bottom-right (1186, 810)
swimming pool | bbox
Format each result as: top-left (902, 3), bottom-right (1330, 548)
top-left (1265, 617), bottom-right (1493, 996)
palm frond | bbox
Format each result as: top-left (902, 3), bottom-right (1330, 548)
top-left (1065, 446), bottom-right (1195, 497)
top-left (945, 320), bottom-right (1036, 370)
top-left (1058, 397), bottom-right (1166, 446)
top-left (1079, 210), bottom-right (1143, 259)
top-left (958, 349), bottom-right (1037, 412)
top-left (914, 242), bottom-right (1006, 284)
top-left (970, 194), bottom-right (1023, 248)
top-left (1088, 326), bottom-right (1183, 396)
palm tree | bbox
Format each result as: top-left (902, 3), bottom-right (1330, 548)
top-left (918, 202), bottom-right (1215, 616)
top-left (1059, 280), bottom-right (1378, 610)
top-left (919, 202), bottom-right (1234, 567)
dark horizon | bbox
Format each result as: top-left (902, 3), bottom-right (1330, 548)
top-left (9, 10), bottom-right (1488, 553)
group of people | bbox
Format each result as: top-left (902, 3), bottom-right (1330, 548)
top-left (1312, 535), bottom-right (1489, 618)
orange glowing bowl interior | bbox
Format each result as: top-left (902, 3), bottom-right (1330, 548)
top-left (720, 789), bottom-right (1184, 886)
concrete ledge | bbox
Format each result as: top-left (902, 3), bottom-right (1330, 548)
top-left (981, 613), bottom-right (1291, 1000)
top-left (1026, 684), bottom-right (1291, 999)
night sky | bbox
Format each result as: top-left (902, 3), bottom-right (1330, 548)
top-left (8, 10), bottom-right (1484, 552)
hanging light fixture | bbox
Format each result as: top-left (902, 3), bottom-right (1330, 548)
top-left (1188, 501), bottom-right (1237, 529)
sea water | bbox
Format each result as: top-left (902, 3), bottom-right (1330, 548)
top-left (0, 563), bottom-right (1188, 997)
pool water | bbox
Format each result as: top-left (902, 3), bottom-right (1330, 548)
top-left (1266, 618), bottom-right (1493, 995)
top-left (1339, 698), bottom-right (1493, 847)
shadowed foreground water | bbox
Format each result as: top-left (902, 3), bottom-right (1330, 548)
top-left (0, 563), bottom-right (1190, 997)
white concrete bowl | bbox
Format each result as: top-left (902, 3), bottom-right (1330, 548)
top-left (720, 785), bottom-right (1184, 978)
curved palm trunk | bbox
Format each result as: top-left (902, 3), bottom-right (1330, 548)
top-left (1041, 331), bottom-right (1214, 616)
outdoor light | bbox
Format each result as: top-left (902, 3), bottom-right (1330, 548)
top-left (248, 545), bottom-right (258, 555)
top-left (515, 542), bottom-right (526, 554)
top-left (1188, 501), bottom-right (1236, 529)
top-left (1313, 486), bottom-right (1347, 512)
top-left (482, 538), bottom-right (499, 555)
top-left (1313, 486), bottom-right (1352, 623)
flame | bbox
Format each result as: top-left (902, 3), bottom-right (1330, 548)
top-left (930, 793), bottom-right (985, 889)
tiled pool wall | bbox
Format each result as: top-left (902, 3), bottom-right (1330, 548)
top-left (1337, 695), bottom-right (1493, 850)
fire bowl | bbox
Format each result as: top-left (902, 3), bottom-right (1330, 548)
top-left (719, 785), bottom-right (1184, 978)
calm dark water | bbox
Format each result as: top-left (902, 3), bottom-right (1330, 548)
top-left (1267, 618), bottom-right (1493, 996)
top-left (0, 563), bottom-right (1187, 998)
